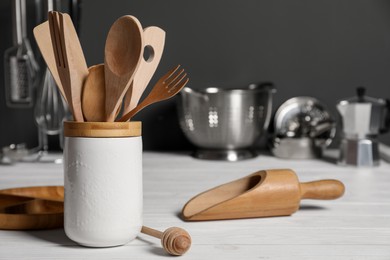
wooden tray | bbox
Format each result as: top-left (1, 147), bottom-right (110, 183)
top-left (0, 186), bottom-right (64, 230)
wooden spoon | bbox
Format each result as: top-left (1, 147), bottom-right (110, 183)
top-left (104, 15), bottom-right (144, 122)
top-left (123, 26), bottom-right (165, 115)
top-left (81, 64), bottom-right (121, 122)
top-left (81, 64), bottom-right (105, 122)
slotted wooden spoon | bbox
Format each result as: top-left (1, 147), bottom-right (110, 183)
top-left (123, 26), bottom-right (165, 115)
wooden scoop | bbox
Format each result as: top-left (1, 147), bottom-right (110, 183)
top-left (182, 169), bottom-right (345, 221)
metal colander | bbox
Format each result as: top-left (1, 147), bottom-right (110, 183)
top-left (177, 82), bottom-right (275, 161)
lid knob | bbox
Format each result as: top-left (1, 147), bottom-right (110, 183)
top-left (356, 87), bottom-right (366, 102)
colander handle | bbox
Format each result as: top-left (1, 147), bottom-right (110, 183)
top-left (380, 99), bottom-right (390, 134)
top-left (259, 82), bottom-right (276, 131)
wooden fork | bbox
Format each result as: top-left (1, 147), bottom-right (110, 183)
top-left (48, 11), bottom-right (86, 122)
top-left (118, 65), bottom-right (189, 122)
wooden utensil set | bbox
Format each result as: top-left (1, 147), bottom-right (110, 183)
top-left (33, 11), bottom-right (189, 122)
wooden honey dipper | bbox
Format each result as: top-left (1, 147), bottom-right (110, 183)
top-left (141, 226), bottom-right (191, 256)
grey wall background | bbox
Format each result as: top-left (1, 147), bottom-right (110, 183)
top-left (0, 0), bottom-right (389, 151)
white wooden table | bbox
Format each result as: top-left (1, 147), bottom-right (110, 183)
top-left (0, 151), bottom-right (389, 259)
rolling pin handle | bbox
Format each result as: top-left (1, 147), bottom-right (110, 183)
top-left (300, 180), bottom-right (345, 200)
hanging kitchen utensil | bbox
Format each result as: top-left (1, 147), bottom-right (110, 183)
top-left (34, 69), bottom-right (68, 135)
top-left (118, 65), bottom-right (189, 122)
top-left (4, 0), bottom-right (40, 108)
top-left (123, 26), bottom-right (166, 114)
top-left (69, 0), bottom-right (82, 33)
top-left (104, 15), bottom-right (144, 122)
top-left (182, 169), bottom-right (345, 221)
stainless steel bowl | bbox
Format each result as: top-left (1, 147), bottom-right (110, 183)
top-left (177, 82), bottom-right (275, 161)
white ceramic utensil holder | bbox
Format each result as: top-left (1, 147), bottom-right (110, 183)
top-left (63, 121), bottom-right (142, 247)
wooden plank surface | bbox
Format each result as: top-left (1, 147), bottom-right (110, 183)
top-left (0, 152), bottom-right (389, 259)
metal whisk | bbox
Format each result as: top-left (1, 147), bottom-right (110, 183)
top-left (35, 70), bottom-right (68, 136)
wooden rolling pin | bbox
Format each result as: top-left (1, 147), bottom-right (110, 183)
top-left (182, 169), bottom-right (345, 221)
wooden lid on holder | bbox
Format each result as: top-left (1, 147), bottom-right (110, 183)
top-left (64, 121), bottom-right (142, 137)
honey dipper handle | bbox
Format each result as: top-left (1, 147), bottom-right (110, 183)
top-left (300, 180), bottom-right (345, 200)
top-left (141, 226), bottom-right (163, 239)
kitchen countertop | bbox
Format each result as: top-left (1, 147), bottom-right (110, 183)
top-left (0, 151), bottom-right (389, 259)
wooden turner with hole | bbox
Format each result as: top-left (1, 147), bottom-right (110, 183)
top-left (182, 169), bottom-right (345, 221)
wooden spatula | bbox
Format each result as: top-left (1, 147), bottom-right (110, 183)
top-left (123, 26), bottom-right (165, 115)
top-left (182, 169), bottom-right (345, 221)
top-left (33, 20), bottom-right (67, 103)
